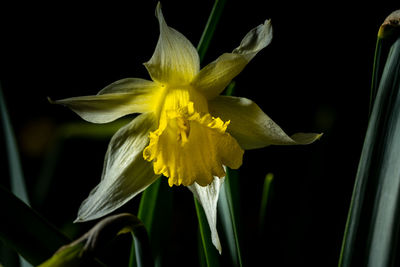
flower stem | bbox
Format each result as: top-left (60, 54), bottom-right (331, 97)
top-left (197, 0), bottom-right (227, 63)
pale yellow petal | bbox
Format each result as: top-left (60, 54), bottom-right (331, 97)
top-left (144, 3), bottom-right (200, 85)
top-left (76, 113), bottom-right (160, 222)
top-left (209, 96), bottom-right (322, 149)
top-left (232, 19), bottom-right (273, 57)
top-left (192, 19), bottom-right (272, 99)
top-left (52, 78), bottom-right (161, 123)
top-left (191, 53), bottom-right (248, 99)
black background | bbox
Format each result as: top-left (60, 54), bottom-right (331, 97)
top-left (1, 1), bottom-right (399, 266)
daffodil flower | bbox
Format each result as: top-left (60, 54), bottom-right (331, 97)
top-left (53, 3), bottom-right (321, 253)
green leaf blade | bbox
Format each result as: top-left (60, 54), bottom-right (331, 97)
top-left (0, 84), bottom-right (29, 205)
top-left (196, 0), bottom-right (227, 63)
top-left (339, 35), bottom-right (400, 266)
top-left (195, 198), bottom-right (220, 267)
top-left (0, 83), bottom-right (34, 267)
top-left (259, 173), bottom-right (274, 234)
top-left (130, 178), bottom-right (172, 267)
top-left (0, 185), bottom-right (71, 266)
top-left (218, 169), bottom-right (243, 267)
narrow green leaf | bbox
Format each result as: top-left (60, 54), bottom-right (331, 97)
top-left (196, 0), bottom-right (227, 63)
top-left (132, 229), bottom-right (154, 267)
top-left (37, 242), bottom-right (88, 267)
top-left (0, 84), bottom-right (29, 205)
top-left (137, 179), bottom-right (163, 232)
top-left (129, 178), bottom-right (172, 267)
top-left (224, 81), bottom-right (236, 97)
top-left (195, 199), bottom-right (220, 267)
top-left (0, 84), bottom-right (33, 267)
top-left (0, 185), bottom-right (70, 266)
top-left (369, 10), bottom-right (400, 114)
top-left (124, 214), bottom-right (155, 267)
top-left (215, 70), bottom-right (243, 267)
top-left (370, 36), bottom-right (384, 113)
top-left (218, 169), bottom-right (243, 267)
top-left (197, 230), bottom-right (208, 267)
top-left (39, 213), bottom-right (148, 267)
top-left (339, 35), bottom-right (400, 266)
top-left (259, 173), bottom-right (274, 234)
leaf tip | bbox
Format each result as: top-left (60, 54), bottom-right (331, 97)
top-left (47, 96), bottom-right (56, 104)
top-left (378, 10), bottom-right (400, 39)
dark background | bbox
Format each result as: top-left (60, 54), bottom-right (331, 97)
top-left (0, 1), bottom-right (399, 266)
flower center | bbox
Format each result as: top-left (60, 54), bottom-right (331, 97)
top-left (157, 85), bottom-right (209, 119)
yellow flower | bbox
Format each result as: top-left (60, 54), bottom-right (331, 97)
top-left (53, 3), bottom-right (321, 252)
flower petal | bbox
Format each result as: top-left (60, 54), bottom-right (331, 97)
top-left (144, 3), bottom-right (200, 85)
top-left (209, 96), bottom-right (322, 149)
top-left (188, 176), bottom-right (224, 254)
top-left (52, 78), bottom-right (161, 123)
top-left (75, 112), bottom-right (160, 222)
top-left (192, 19), bottom-right (272, 99)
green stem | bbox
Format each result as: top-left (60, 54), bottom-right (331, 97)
top-left (218, 169), bottom-right (243, 267)
top-left (258, 173), bottom-right (274, 234)
top-left (195, 199), bottom-right (220, 267)
top-left (197, 0), bottom-right (227, 63)
top-left (130, 178), bottom-right (172, 267)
